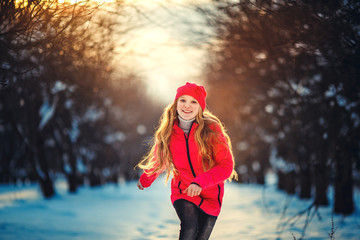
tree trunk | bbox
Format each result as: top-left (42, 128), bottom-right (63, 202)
top-left (0, 149), bottom-right (10, 183)
top-left (89, 168), bottom-right (102, 187)
top-left (108, 173), bottom-right (119, 184)
top-left (67, 137), bottom-right (78, 193)
top-left (27, 144), bottom-right (55, 198)
top-left (285, 170), bottom-right (296, 195)
top-left (277, 170), bottom-right (286, 190)
top-left (314, 162), bottom-right (328, 206)
top-left (52, 124), bottom-right (79, 193)
top-left (299, 166), bottom-right (311, 199)
top-left (255, 166), bottom-right (265, 185)
top-left (334, 153), bottom-right (354, 214)
top-left (37, 136), bottom-right (55, 198)
top-left (255, 144), bottom-right (270, 185)
top-left (39, 178), bottom-right (55, 198)
top-left (67, 173), bottom-right (78, 193)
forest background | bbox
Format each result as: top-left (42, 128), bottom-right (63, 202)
top-left (1, 0), bottom-right (359, 237)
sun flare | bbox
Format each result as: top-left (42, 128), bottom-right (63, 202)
top-left (58, 0), bottom-right (187, 4)
top-left (58, 0), bottom-right (114, 3)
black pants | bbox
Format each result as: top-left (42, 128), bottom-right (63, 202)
top-left (173, 199), bottom-right (217, 240)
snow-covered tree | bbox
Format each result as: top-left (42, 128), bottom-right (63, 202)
top-left (201, 0), bottom-right (359, 214)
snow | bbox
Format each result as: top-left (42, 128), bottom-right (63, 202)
top-left (0, 175), bottom-right (359, 240)
top-left (38, 100), bottom-right (56, 130)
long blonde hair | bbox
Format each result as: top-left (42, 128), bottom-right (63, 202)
top-left (136, 100), bottom-right (238, 182)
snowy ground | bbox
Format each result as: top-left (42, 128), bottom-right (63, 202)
top-left (0, 175), bottom-right (359, 240)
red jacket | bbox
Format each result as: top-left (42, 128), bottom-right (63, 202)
top-left (139, 120), bottom-right (234, 216)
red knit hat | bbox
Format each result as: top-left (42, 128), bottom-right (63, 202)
top-left (175, 82), bottom-right (207, 110)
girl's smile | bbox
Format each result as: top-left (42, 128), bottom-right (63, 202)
top-left (177, 95), bottom-right (200, 120)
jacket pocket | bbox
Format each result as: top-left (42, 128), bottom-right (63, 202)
top-left (200, 184), bottom-right (224, 207)
top-left (217, 184), bottom-right (223, 207)
top-left (171, 177), bottom-right (184, 194)
top-left (200, 184), bottom-right (216, 197)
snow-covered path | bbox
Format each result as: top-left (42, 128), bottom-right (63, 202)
top-left (0, 176), bottom-right (359, 240)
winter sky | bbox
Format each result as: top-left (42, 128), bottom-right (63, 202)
top-left (111, 0), bottom-right (212, 104)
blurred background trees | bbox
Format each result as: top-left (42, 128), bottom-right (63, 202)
top-left (0, 0), bottom-right (159, 197)
top-left (201, 0), bottom-right (359, 215)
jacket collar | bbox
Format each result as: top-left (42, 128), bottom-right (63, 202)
top-left (173, 118), bottom-right (198, 135)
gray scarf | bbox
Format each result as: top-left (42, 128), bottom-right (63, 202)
top-left (178, 116), bottom-right (195, 135)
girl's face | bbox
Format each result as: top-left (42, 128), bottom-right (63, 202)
top-left (177, 95), bottom-right (200, 120)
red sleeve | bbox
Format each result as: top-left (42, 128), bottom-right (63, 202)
top-left (192, 125), bottom-right (234, 189)
top-left (139, 145), bottom-right (162, 188)
top-left (139, 169), bottom-right (160, 188)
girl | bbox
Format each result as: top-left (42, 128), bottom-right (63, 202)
top-left (136, 82), bottom-right (237, 240)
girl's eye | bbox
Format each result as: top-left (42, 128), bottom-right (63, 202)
top-left (180, 99), bottom-right (186, 102)
top-left (191, 101), bottom-right (197, 104)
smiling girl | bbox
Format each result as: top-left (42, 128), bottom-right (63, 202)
top-left (136, 82), bottom-right (237, 240)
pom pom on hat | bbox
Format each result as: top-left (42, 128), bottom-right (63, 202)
top-left (175, 82), bottom-right (207, 110)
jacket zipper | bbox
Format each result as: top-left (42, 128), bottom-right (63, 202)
top-left (183, 121), bottom-right (204, 207)
top-left (184, 121), bottom-right (196, 178)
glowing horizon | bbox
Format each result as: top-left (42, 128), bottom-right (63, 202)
top-left (57, 0), bottom-right (189, 4)
top-left (58, 0), bottom-right (114, 3)
top-left (13, 0), bottom-right (210, 104)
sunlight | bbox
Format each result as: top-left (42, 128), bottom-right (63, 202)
top-left (124, 0), bottom-right (185, 2)
top-left (58, 0), bottom-right (114, 3)
top-left (58, 0), bottom-right (188, 4)
top-left (0, 189), bottom-right (40, 209)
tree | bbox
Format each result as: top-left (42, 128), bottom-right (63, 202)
top-left (201, 0), bottom-right (359, 215)
top-left (0, 0), bottom-right (160, 197)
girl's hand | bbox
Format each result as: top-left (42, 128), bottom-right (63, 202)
top-left (137, 180), bottom-right (144, 190)
top-left (184, 183), bottom-right (202, 197)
